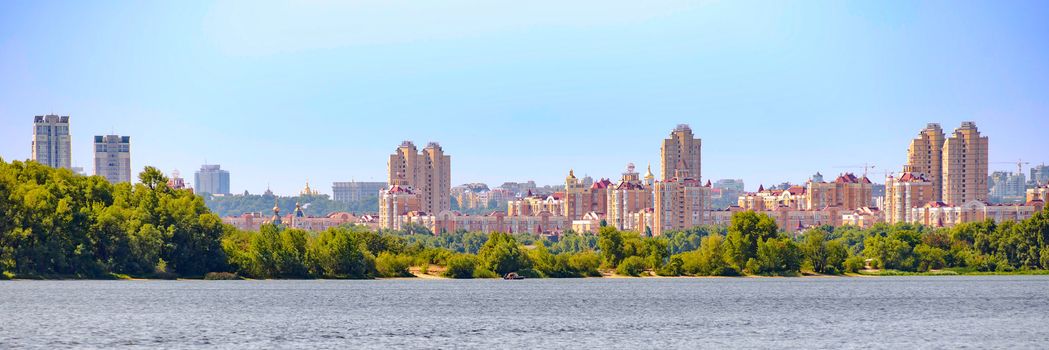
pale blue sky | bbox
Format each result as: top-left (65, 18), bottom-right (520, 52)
top-left (2, 1), bottom-right (1047, 195)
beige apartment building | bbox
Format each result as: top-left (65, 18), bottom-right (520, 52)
top-left (652, 177), bottom-right (709, 236)
top-left (661, 124), bottom-right (702, 182)
top-left (379, 140), bottom-right (450, 230)
top-left (941, 122), bottom-right (988, 205)
top-left (905, 123), bottom-right (946, 201)
top-left (563, 170), bottom-right (611, 220)
top-left (884, 172), bottom-right (935, 224)
top-left (378, 184), bottom-right (422, 230)
top-left (385, 141), bottom-right (451, 215)
top-left (606, 163), bottom-right (654, 231)
top-left (802, 173), bottom-right (872, 211)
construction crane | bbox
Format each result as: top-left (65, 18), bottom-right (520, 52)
top-left (991, 159), bottom-right (1029, 175)
top-left (834, 163), bottom-right (877, 178)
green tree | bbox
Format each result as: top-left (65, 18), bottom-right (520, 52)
top-left (724, 211), bottom-right (779, 270)
top-left (862, 235), bottom-right (914, 270)
top-left (598, 227), bottom-right (625, 267)
top-left (753, 237), bottom-right (802, 275)
top-left (477, 232), bottom-right (529, 275)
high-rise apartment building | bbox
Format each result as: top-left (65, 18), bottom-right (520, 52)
top-left (332, 181), bottom-right (387, 202)
top-left (652, 125), bottom-right (709, 235)
top-left (1030, 164), bottom-right (1049, 186)
top-left (904, 123), bottom-right (946, 201)
top-left (195, 164), bottom-right (230, 195)
top-left (384, 141), bottom-right (451, 215)
top-left (93, 135), bottom-right (131, 183)
top-left (31, 114), bottom-right (72, 169)
top-left (660, 124), bottom-right (702, 182)
top-left (941, 122), bottom-right (988, 205)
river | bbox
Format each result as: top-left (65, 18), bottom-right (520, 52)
top-left (2, 276), bottom-right (1048, 349)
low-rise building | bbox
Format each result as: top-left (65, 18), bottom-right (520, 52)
top-left (909, 200), bottom-right (1039, 228)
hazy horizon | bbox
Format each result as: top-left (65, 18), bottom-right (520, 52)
top-left (2, 1), bottom-right (1047, 196)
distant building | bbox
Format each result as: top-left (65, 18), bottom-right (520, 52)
top-left (332, 181), bottom-right (386, 202)
top-left (71, 166), bottom-right (85, 176)
top-left (385, 141), bottom-right (451, 215)
top-left (910, 200), bottom-right (1039, 228)
top-left (93, 135), bottom-right (131, 183)
top-left (1030, 164), bottom-right (1049, 186)
top-left (499, 181), bottom-right (537, 196)
top-left (223, 204), bottom-right (362, 232)
top-left (988, 171), bottom-right (1026, 203)
top-left (714, 179), bottom-right (745, 193)
top-left (194, 164), bottom-right (230, 195)
top-left (810, 172), bottom-right (825, 183)
top-left (379, 141), bottom-right (451, 229)
top-left (1026, 183), bottom-right (1048, 203)
top-left (31, 114), bottom-right (72, 169)
top-left (167, 169), bottom-right (188, 190)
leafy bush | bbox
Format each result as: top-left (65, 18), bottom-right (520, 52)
top-left (472, 268), bottom-right (499, 279)
top-left (616, 256), bottom-right (646, 276)
top-left (204, 272), bottom-right (240, 280)
top-left (376, 252), bottom-right (413, 277)
top-left (442, 254), bottom-right (478, 278)
top-left (843, 255), bottom-right (866, 273)
top-left (568, 251), bottom-right (602, 277)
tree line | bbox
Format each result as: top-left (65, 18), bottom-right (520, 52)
top-left (2, 158), bottom-right (1048, 279)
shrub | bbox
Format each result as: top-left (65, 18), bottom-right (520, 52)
top-left (843, 255), bottom-right (865, 273)
top-left (568, 251), bottom-right (602, 277)
top-left (443, 255), bottom-right (478, 278)
top-left (616, 256), bottom-right (646, 277)
top-left (375, 252), bottom-right (413, 277)
top-left (204, 272), bottom-right (240, 280)
top-left (656, 256), bottom-right (683, 276)
top-left (472, 268), bottom-right (499, 279)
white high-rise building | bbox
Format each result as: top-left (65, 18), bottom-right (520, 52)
top-left (31, 114), bottom-right (72, 169)
top-left (94, 135), bottom-right (132, 183)
top-left (195, 164), bottom-right (230, 195)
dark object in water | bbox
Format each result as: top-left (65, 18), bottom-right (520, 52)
top-left (503, 272), bottom-right (524, 280)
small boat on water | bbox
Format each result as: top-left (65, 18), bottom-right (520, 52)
top-left (503, 272), bottom-right (525, 280)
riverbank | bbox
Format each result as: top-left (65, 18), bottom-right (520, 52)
top-left (7, 268), bottom-right (1049, 281)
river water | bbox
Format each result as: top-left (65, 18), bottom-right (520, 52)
top-left (1, 276), bottom-right (1047, 349)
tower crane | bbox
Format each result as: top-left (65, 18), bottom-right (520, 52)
top-left (834, 163), bottom-right (877, 178)
top-left (991, 159), bottom-right (1029, 175)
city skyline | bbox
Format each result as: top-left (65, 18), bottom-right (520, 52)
top-left (2, 1), bottom-right (1049, 195)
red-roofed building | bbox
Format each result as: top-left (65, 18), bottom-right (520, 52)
top-left (806, 172), bottom-right (872, 211)
top-left (885, 172), bottom-right (935, 224)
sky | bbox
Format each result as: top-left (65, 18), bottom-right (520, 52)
top-left (1, 1), bottom-right (1047, 196)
